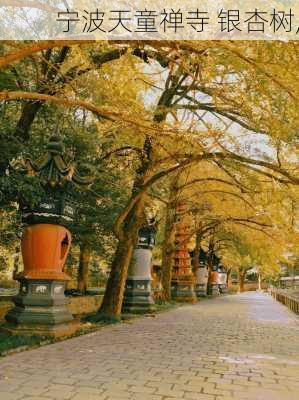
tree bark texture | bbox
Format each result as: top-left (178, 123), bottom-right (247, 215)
top-left (193, 231), bottom-right (201, 274)
top-left (226, 268), bottom-right (232, 286)
top-left (161, 200), bottom-right (176, 301)
top-left (99, 195), bottom-right (145, 319)
top-left (77, 242), bottom-right (91, 294)
top-left (14, 47), bottom-right (69, 142)
top-left (238, 270), bottom-right (246, 293)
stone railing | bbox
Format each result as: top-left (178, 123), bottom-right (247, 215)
top-left (270, 288), bottom-right (299, 314)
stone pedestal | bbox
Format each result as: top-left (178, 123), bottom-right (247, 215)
top-left (122, 247), bottom-right (155, 314)
top-left (5, 279), bottom-right (77, 337)
top-left (195, 266), bottom-right (208, 297)
top-left (209, 283), bottom-right (220, 296)
top-left (219, 285), bottom-right (228, 294)
top-left (171, 279), bottom-right (196, 302)
top-left (5, 224), bottom-right (77, 337)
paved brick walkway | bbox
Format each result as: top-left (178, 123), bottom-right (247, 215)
top-left (1, 292), bottom-right (299, 400)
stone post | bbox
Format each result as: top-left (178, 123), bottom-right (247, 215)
top-left (171, 202), bottom-right (196, 302)
top-left (122, 224), bottom-right (156, 313)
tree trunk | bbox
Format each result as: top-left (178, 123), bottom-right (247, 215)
top-left (15, 101), bottom-right (43, 142)
top-left (238, 271), bottom-right (246, 293)
top-left (193, 231), bottom-right (201, 274)
top-left (206, 238), bottom-right (214, 295)
top-left (14, 47), bottom-right (69, 142)
top-left (99, 73), bottom-right (181, 318)
top-left (12, 245), bottom-right (20, 280)
top-left (99, 196), bottom-right (145, 319)
top-left (226, 268), bottom-right (232, 286)
top-left (77, 243), bottom-right (91, 294)
top-left (161, 201), bottom-right (176, 301)
top-left (207, 264), bottom-right (212, 294)
top-left (258, 273), bottom-right (262, 291)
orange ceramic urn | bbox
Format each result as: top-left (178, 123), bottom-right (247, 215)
top-left (208, 265), bottom-right (220, 296)
top-left (210, 270), bottom-right (218, 285)
top-left (20, 224), bottom-right (71, 281)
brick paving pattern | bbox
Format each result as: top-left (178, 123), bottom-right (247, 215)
top-left (0, 292), bottom-right (299, 400)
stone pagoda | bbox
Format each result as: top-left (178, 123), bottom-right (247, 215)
top-left (171, 202), bottom-right (196, 302)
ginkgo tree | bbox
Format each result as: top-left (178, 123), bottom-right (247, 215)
top-left (0, 40), bottom-right (298, 318)
top-left (152, 156), bottom-right (298, 298)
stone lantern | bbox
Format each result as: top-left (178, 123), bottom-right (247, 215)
top-left (122, 221), bottom-right (156, 313)
top-left (194, 248), bottom-right (209, 297)
top-left (5, 136), bottom-right (92, 336)
top-left (217, 263), bottom-right (228, 294)
top-left (171, 202), bottom-right (196, 302)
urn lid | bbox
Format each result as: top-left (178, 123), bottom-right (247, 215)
top-left (217, 263), bottom-right (226, 273)
top-left (136, 224), bottom-right (156, 249)
top-left (199, 248), bottom-right (207, 265)
top-left (19, 136), bottom-right (93, 226)
top-left (24, 136), bottom-right (93, 189)
top-left (190, 247), bottom-right (207, 267)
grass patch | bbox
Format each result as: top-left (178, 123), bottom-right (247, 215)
top-left (0, 313), bottom-right (122, 357)
top-left (0, 332), bottom-right (48, 356)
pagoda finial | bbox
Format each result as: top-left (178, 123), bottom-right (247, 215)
top-left (23, 136), bottom-right (93, 189)
top-left (18, 136), bottom-right (94, 226)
